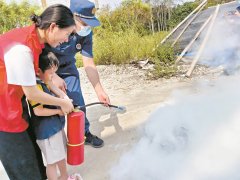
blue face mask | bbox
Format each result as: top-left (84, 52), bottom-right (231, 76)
top-left (77, 26), bottom-right (92, 37)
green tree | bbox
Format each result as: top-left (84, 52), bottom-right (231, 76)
top-left (97, 0), bottom-right (151, 35)
top-left (167, 1), bottom-right (198, 29)
top-left (0, 0), bottom-right (39, 34)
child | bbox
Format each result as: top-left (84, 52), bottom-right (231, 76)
top-left (29, 50), bottom-right (82, 180)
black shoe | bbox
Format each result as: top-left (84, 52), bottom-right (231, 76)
top-left (85, 132), bottom-right (104, 148)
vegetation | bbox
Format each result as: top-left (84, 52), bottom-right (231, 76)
top-left (0, 0), bottom-right (38, 34)
top-left (93, 29), bottom-right (167, 65)
top-left (206, 0), bottom-right (233, 8)
top-left (167, 1), bottom-right (199, 29)
top-left (1, 0), bottom-right (216, 78)
top-left (150, 44), bottom-right (176, 78)
top-left (89, 0), bottom-right (199, 77)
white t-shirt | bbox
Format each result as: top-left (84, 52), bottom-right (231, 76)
top-left (4, 44), bottom-right (36, 86)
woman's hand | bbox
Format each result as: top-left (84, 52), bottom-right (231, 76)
top-left (60, 98), bottom-right (74, 114)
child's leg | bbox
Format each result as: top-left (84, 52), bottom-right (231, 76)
top-left (46, 163), bottom-right (58, 180)
top-left (57, 159), bottom-right (68, 180)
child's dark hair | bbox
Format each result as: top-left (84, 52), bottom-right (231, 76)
top-left (39, 50), bottom-right (59, 73)
top-left (30, 4), bottom-right (75, 29)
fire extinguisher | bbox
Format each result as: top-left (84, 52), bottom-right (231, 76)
top-left (66, 102), bottom-right (126, 165)
top-left (67, 109), bottom-right (85, 165)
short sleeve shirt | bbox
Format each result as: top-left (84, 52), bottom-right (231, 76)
top-left (45, 32), bottom-right (93, 77)
top-left (4, 44), bottom-right (36, 86)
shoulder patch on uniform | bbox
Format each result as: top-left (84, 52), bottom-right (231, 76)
top-left (76, 43), bottom-right (81, 50)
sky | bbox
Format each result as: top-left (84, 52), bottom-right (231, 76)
top-left (5, 0), bottom-right (123, 9)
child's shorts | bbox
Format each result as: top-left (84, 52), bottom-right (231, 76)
top-left (37, 129), bottom-right (67, 165)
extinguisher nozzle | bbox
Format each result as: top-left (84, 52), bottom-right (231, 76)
top-left (111, 105), bottom-right (127, 114)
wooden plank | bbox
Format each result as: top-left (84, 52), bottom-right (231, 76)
top-left (185, 4), bottom-right (220, 77)
top-left (41, 0), bottom-right (47, 8)
top-left (171, 2), bottom-right (207, 47)
top-left (160, 0), bottom-right (207, 45)
top-left (175, 14), bottom-right (213, 63)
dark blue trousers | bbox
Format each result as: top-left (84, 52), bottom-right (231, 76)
top-left (64, 75), bottom-right (90, 133)
top-left (0, 131), bottom-right (42, 180)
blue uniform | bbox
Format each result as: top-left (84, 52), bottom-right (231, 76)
top-left (45, 32), bottom-right (93, 133)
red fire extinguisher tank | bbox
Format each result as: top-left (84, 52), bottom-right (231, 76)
top-left (67, 109), bottom-right (85, 165)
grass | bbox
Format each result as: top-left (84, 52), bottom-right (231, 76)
top-left (75, 30), bottom-right (177, 78)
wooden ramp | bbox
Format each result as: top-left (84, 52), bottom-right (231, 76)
top-left (160, 1), bottom-right (239, 76)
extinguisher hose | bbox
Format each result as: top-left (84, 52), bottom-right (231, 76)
top-left (75, 102), bottom-right (126, 113)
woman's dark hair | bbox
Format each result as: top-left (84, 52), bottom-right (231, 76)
top-left (39, 49), bottom-right (59, 73)
top-left (31, 4), bottom-right (75, 29)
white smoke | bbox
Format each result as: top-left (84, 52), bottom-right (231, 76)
top-left (186, 3), bottom-right (240, 75)
top-left (199, 13), bottom-right (240, 75)
top-left (110, 75), bottom-right (240, 180)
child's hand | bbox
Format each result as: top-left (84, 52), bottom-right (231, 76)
top-left (58, 109), bottom-right (65, 116)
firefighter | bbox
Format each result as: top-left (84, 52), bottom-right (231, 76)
top-left (46, 0), bottom-right (110, 148)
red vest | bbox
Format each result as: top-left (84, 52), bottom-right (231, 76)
top-left (0, 25), bottom-right (43, 132)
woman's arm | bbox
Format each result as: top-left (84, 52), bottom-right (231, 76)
top-left (4, 45), bottom-right (73, 114)
top-left (33, 105), bottom-right (64, 116)
top-left (22, 85), bottom-right (73, 114)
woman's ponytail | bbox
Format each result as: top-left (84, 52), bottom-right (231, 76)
top-left (30, 14), bottom-right (41, 27)
top-left (30, 4), bottom-right (75, 30)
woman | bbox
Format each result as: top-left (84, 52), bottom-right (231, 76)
top-left (0, 4), bottom-right (75, 180)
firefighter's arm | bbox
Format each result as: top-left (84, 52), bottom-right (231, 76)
top-left (52, 73), bottom-right (67, 93)
top-left (82, 56), bottom-right (110, 105)
top-left (48, 80), bottom-right (69, 99)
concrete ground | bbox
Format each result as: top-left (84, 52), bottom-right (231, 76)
top-left (66, 66), bottom-right (201, 180)
top-left (0, 65), bottom-right (213, 180)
